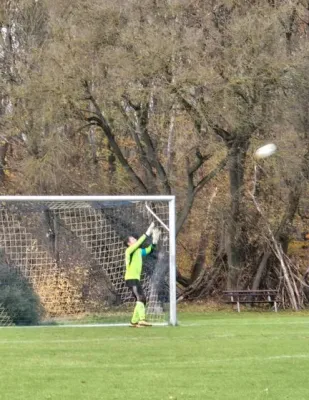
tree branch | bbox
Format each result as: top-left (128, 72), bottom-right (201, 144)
top-left (83, 81), bottom-right (149, 193)
top-left (187, 149), bottom-right (212, 175)
top-left (194, 156), bottom-right (228, 196)
top-left (118, 103), bottom-right (158, 187)
top-left (179, 94), bottom-right (204, 133)
top-left (176, 155), bottom-right (227, 234)
top-left (135, 102), bottom-right (172, 194)
top-left (212, 124), bottom-right (235, 145)
top-left (179, 93), bottom-right (235, 145)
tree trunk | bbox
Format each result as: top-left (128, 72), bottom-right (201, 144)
top-left (190, 187), bottom-right (217, 283)
top-left (0, 142), bottom-right (9, 184)
top-left (190, 228), bottom-right (208, 283)
top-left (167, 103), bottom-right (176, 176)
top-left (226, 138), bottom-right (249, 289)
top-left (252, 251), bottom-right (271, 290)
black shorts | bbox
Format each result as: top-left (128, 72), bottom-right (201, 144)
top-left (125, 279), bottom-right (142, 291)
top-left (125, 279), bottom-right (145, 301)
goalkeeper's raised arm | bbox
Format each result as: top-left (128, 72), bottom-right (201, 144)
top-left (125, 222), bottom-right (154, 269)
top-left (124, 222), bottom-right (160, 328)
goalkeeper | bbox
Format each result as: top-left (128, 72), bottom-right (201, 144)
top-left (125, 222), bottom-right (160, 327)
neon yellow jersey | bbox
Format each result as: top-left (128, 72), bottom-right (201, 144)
top-left (125, 234), bottom-right (154, 281)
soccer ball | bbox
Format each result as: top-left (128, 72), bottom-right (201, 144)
top-left (254, 143), bottom-right (277, 159)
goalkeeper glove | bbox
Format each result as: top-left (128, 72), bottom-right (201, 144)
top-left (152, 227), bottom-right (161, 244)
top-left (146, 222), bottom-right (155, 237)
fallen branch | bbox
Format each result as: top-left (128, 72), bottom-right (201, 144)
top-left (249, 173), bottom-right (301, 309)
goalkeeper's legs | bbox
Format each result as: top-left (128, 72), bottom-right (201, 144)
top-left (126, 280), bottom-right (151, 326)
top-left (131, 283), bottom-right (146, 324)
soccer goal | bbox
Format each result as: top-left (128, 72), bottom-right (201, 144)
top-left (0, 196), bottom-right (176, 327)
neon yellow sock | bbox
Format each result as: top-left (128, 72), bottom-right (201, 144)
top-left (131, 302), bottom-right (146, 324)
top-left (137, 301), bottom-right (145, 321)
top-left (131, 302), bottom-right (140, 324)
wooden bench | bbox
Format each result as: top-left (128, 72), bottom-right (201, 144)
top-left (223, 290), bottom-right (279, 312)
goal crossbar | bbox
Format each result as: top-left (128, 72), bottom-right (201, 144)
top-left (0, 195), bottom-right (175, 202)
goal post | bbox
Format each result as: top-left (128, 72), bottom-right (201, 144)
top-left (0, 195), bottom-right (177, 327)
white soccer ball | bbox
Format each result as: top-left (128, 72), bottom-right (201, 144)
top-left (254, 143), bottom-right (277, 159)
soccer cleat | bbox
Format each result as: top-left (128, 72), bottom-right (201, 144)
top-left (130, 322), bottom-right (145, 328)
top-left (138, 320), bottom-right (152, 327)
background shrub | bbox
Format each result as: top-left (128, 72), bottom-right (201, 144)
top-left (0, 261), bottom-right (44, 325)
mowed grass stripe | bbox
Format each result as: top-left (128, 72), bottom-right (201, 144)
top-left (3, 353), bottom-right (309, 367)
top-left (1, 332), bottom-right (309, 345)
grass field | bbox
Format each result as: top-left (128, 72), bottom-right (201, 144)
top-left (1, 311), bottom-right (309, 400)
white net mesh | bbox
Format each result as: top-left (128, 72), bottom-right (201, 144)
top-left (0, 304), bottom-right (13, 326)
top-left (0, 199), bottom-right (170, 325)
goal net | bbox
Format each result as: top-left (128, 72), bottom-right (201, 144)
top-left (0, 196), bottom-right (176, 326)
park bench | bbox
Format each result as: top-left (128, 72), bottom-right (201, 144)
top-left (223, 290), bottom-right (279, 312)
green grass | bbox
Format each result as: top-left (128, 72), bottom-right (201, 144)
top-left (1, 311), bottom-right (309, 400)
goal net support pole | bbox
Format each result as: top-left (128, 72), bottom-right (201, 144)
top-left (169, 196), bottom-right (177, 326)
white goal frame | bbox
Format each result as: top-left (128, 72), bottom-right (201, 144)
top-left (0, 195), bottom-right (177, 326)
